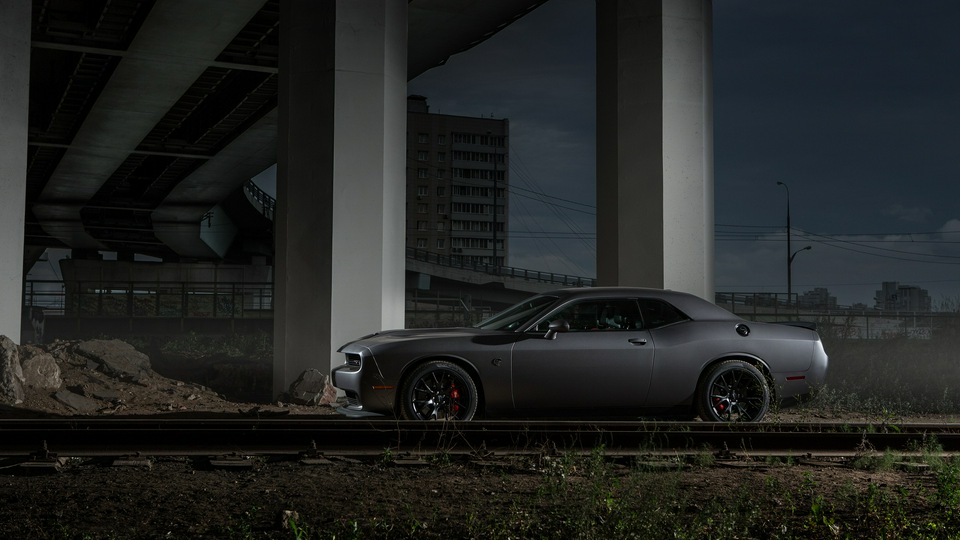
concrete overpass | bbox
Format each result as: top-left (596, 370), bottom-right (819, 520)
top-left (1, 0), bottom-right (714, 397)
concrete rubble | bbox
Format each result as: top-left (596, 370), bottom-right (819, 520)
top-left (287, 369), bottom-right (338, 406)
top-left (53, 389), bottom-right (101, 414)
top-left (0, 336), bottom-right (25, 404)
top-left (0, 335), bottom-right (341, 416)
top-left (20, 348), bottom-right (61, 389)
top-left (75, 339), bottom-right (152, 382)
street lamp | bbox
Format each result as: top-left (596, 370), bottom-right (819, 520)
top-left (776, 182), bottom-right (792, 301)
top-left (777, 182), bottom-right (813, 306)
top-left (489, 131), bottom-right (498, 270)
top-left (777, 181), bottom-right (813, 304)
top-left (789, 246), bottom-right (812, 302)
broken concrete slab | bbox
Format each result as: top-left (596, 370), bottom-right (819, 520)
top-left (53, 389), bottom-right (101, 413)
top-left (75, 340), bottom-right (151, 382)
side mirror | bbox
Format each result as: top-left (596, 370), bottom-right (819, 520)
top-left (544, 319), bottom-right (570, 340)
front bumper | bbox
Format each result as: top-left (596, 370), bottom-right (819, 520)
top-left (330, 353), bottom-right (396, 417)
top-left (335, 404), bottom-right (386, 418)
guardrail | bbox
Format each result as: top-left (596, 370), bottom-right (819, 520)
top-left (406, 247), bottom-right (595, 287)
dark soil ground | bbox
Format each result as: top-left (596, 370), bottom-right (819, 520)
top-left (2, 339), bottom-right (959, 539)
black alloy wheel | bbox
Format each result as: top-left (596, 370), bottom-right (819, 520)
top-left (400, 360), bottom-right (479, 421)
top-left (696, 360), bottom-right (771, 422)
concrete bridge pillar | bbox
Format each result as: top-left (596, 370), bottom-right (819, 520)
top-left (596, 0), bottom-right (714, 300)
top-left (274, 0), bottom-right (407, 396)
top-left (0, 1), bottom-right (29, 342)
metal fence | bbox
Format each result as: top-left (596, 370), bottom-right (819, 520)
top-left (26, 279), bottom-right (273, 319)
top-left (717, 292), bottom-right (958, 340)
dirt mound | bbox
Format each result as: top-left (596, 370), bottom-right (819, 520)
top-left (3, 339), bottom-right (335, 417)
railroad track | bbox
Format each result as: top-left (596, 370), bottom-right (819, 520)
top-left (2, 417), bottom-right (960, 461)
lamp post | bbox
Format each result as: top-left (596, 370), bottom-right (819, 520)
top-left (489, 131), bottom-right (498, 271)
top-left (777, 181), bottom-right (813, 304)
top-left (777, 182), bottom-right (802, 305)
top-left (789, 246), bottom-right (812, 304)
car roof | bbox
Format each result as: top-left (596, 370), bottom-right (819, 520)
top-left (541, 287), bottom-right (741, 322)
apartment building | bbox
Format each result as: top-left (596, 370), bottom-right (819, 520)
top-left (407, 95), bottom-right (509, 268)
top-left (875, 281), bottom-right (932, 312)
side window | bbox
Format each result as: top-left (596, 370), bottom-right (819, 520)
top-left (637, 298), bottom-right (689, 329)
top-left (534, 299), bottom-right (642, 332)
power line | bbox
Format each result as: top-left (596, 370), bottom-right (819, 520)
top-left (505, 148), bottom-right (595, 275)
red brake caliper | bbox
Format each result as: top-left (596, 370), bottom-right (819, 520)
top-left (450, 382), bottom-right (460, 415)
top-left (712, 395), bottom-right (725, 412)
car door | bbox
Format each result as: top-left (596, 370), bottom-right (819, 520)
top-left (509, 298), bottom-right (655, 412)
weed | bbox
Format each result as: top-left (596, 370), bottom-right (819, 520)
top-left (378, 446), bottom-right (395, 466)
top-left (851, 448), bottom-right (898, 471)
top-left (429, 448), bottom-right (452, 466)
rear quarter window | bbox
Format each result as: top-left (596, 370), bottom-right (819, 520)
top-left (638, 298), bottom-right (689, 329)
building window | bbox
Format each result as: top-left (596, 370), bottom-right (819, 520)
top-left (417, 221), bottom-right (428, 231)
top-left (437, 134), bottom-right (446, 145)
top-left (452, 238), bottom-right (490, 249)
top-left (436, 169), bottom-right (445, 179)
top-left (417, 133), bottom-right (429, 144)
top-left (436, 204), bottom-right (446, 214)
top-left (417, 150), bottom-right (429, 161)
top-left (437, 221), bottom-right (445, 231)
top-left (451, 202), bottom-right (490, 215)
top-left (437, 152), bottom-right (446, 162)
top-left (437, 239), bottom-right (446, 249)
top-left (416, 238), bottom-right (427, 248)
top-left (436, 186), bottom-right (446, 197)
top-left (417, 168), bottom-right (428, 178)
top-left (417, 204), bottom-right (428, 214)
top-left (417, 186), bottom-right (429, 197)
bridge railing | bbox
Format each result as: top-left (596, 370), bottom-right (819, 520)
top-left (406, 247), bottom-right (595, 287)
top-left (244, 179), bottom-right (276, 221)
top-left (25, 279), bottom-right (273, 319)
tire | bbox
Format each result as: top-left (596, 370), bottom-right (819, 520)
top-left (696, 360), bottom-right (771, 422)
top-left (399, 360), bottom-right (479, 421)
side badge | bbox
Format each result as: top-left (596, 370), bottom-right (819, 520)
top-left (492, 358), bottom-right (502, 367)
top-left (736, 323), bottom-right (750, 337)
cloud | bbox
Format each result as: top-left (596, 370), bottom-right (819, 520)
top-left (885, 204), bottom-right (933, 224)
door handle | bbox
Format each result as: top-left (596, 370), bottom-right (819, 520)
top-left (628, 338), bottom-right (647, 345)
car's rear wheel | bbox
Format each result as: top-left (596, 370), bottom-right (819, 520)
top-left (399, 360), bottom-right (479, 421)
top-left (696, 360), bottom-right (770, 422)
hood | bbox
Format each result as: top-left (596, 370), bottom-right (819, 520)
top-left (338, 327), bottom-right (490, 351)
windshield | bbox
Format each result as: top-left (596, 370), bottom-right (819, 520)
top-left (475, 295), bottom-right (559, 331)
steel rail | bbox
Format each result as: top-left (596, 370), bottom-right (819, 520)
top-left (1, 418), bottom-right (958, 459)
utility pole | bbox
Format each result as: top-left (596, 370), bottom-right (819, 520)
top-left (777, 181), bottom-right (812, 305)
top-left (491, 133), bottom-right (497, 270)
top-left (777, 181), bottom-right (792, 303)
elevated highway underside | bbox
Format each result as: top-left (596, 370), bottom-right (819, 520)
top-left (24, 0), bottom-right (545, 264)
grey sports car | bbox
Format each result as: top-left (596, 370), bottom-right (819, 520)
top-left (332, 287), bottom-right (828, 422)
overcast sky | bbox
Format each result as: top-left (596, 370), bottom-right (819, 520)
top-left (409, 0), bottom-right (960, 308)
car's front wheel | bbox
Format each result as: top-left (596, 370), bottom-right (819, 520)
top-left (696, 360), bottom-right (771, 422)
top-left (399, 360), bottom-right (479, 421)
